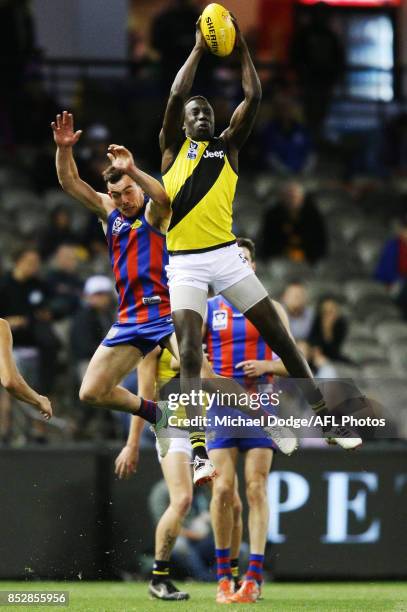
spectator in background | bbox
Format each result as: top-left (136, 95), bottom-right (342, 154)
top-left (47, 245), bottom-right (83, 321)
top-left (260, 92), bottom-right (315, 176)
top-left (291, 3), bottom-right (344, 135)
top-left (70, 275), bottom-right (115, 439)
top-left (281, 281), bottom-right (314, 341)
top-left (257, 181), bottom-right (326, 264)
top-left (308, 296), bottom-right (348, 362)
top-left (40, 205), bottom-right (81, 260)
top-left (77, 124), bottom-right (111, 193)
top-left (70, 275), bottom-right (114, 377)
top-left (297, 340), bottom-right (337, 379)
top-left (76, 125), bottom-right (111, 254)
top-left (374, 213), bottom-right (407, 291)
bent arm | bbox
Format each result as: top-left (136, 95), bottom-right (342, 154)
top-left (122, 159), bottom-right (171, 230)
top-left (0, 320), bottom-right (43, 406)
top-left (56, 146), bottom-right (111, 220)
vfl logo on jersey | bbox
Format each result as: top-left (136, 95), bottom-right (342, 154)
top-left (212, 309), bottom-right (228, 331)
top-left (131, 219), bottom-right (143, 230)
top-left (112, 217), bottom-right (131, 235)
top-left (187, 141), bottom-right (199, 160)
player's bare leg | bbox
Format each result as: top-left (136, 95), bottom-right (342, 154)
top-left (231, 484), bottom-right (243, 589)
top-left (230, 448), bottom-right (273, 603)
top-left (149, 451), bottom-right (191, 601)
top-left (240, 295), bottom-right (362, 450)
top-left (171, 310), bottom-right (216, 484)
top-left (209, 447), bottom-right (238, 603)
top-left (79, 345), bottom-right (170, 431)
top-left (80, 344), bottom-right (143, 410)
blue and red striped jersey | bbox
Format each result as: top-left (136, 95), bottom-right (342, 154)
top-left (106, 207), bottom-right (171, 324)
top-left (205, 296), bottom-right (275, 384)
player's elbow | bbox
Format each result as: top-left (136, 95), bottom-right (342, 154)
top-left (248, 88), bottom-right (262, 104)
top-left (168, 88), bottom-right (185, 103)
top-left (156, 192), bottom-right (171, 209)
top-left (1, 375), bottom-right (19, 395)
top-left (247, 80), bottom-right (262, 104)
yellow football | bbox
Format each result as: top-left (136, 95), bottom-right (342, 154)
top-left (200, 3), bottom-right (236, 57)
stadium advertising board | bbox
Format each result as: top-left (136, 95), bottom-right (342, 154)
top-left (0, 447), bottom-right (405, 579)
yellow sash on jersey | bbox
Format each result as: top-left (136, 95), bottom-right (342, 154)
top-left (162, 137), bottom-right (238, 254)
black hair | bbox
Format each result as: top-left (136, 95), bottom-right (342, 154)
top-left (102, 165), bottom-right (125, 185)
top-left (12, 245), bottom-right (39, 264)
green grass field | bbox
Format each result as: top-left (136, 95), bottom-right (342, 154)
top-left (0, 582), bottom-right (406, 612)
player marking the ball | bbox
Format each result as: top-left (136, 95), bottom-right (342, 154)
top-left (159, 6), bottom-right (362, 452)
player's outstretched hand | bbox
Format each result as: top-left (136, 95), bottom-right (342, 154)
top-left (115, 444), bottom-right (139, 479)
top-left (51, 111), bottom-right (82, 147)
top-left (37, 395), bottom-right (52, 420)
top-left (230, 13), bottom-right (245, 50)
top-left (107, 144), bottom-right (136, 175)
top-left (195, 17), bottom-right (207, 52)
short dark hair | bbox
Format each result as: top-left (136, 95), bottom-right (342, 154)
top-left (185, 95), bottom-right (211, 107)
top-left (237, 237), bottom-right (256, 261)
top-left (102, 165), bottom-right (125, 185)
top-left (12, 246), bottom-right (39, 264)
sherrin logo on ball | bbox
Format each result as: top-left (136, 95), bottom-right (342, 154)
top-left (200, 3), bottom-right (236, 57)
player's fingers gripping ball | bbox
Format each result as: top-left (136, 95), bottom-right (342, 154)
top-left (200, 3), bottom-right (236, 57)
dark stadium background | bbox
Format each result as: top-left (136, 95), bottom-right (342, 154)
top-left (0, 0), bottom-right (406, 583)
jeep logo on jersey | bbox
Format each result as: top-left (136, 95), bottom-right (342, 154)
top-left (212, 309), bottom-right (228, 330)
top-left (112, 217), bottom-right (131, 235)
top-left (187, 141), bottom-right (199, 160)
top-left (203, 149), bottom-right (224, 159)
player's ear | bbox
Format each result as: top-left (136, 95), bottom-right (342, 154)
top-left (108, 191), bottom-right (113, 199)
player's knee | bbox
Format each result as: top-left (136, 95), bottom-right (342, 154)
top-left (246, 478), bottom-right (267, 506)
top-left (79, 381), bottom-right (105, 404)
top-left (213, 480), bottom-right (234, 507)
top-left (179, 344), bottom-right (202, 374)
top-left (172, 491), bottom-right (193, 518)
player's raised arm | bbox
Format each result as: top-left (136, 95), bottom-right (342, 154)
top-left (159, 20), bottom-right (207, 165)
top-left (0, 319), bottom-right (52, 419)
top-left (222, 17), bottom-right (262, 155)
top-left (52, 111), bottom-right (112, 221)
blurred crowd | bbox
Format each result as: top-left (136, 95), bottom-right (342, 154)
top-left (0, 0), bottom-right (407, 446)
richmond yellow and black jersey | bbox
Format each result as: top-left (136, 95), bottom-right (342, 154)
top-left (162, 137), bottom-right (238, 254)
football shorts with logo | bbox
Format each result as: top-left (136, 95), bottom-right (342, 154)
top-left (102, 315), bottom-right (174, 356)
